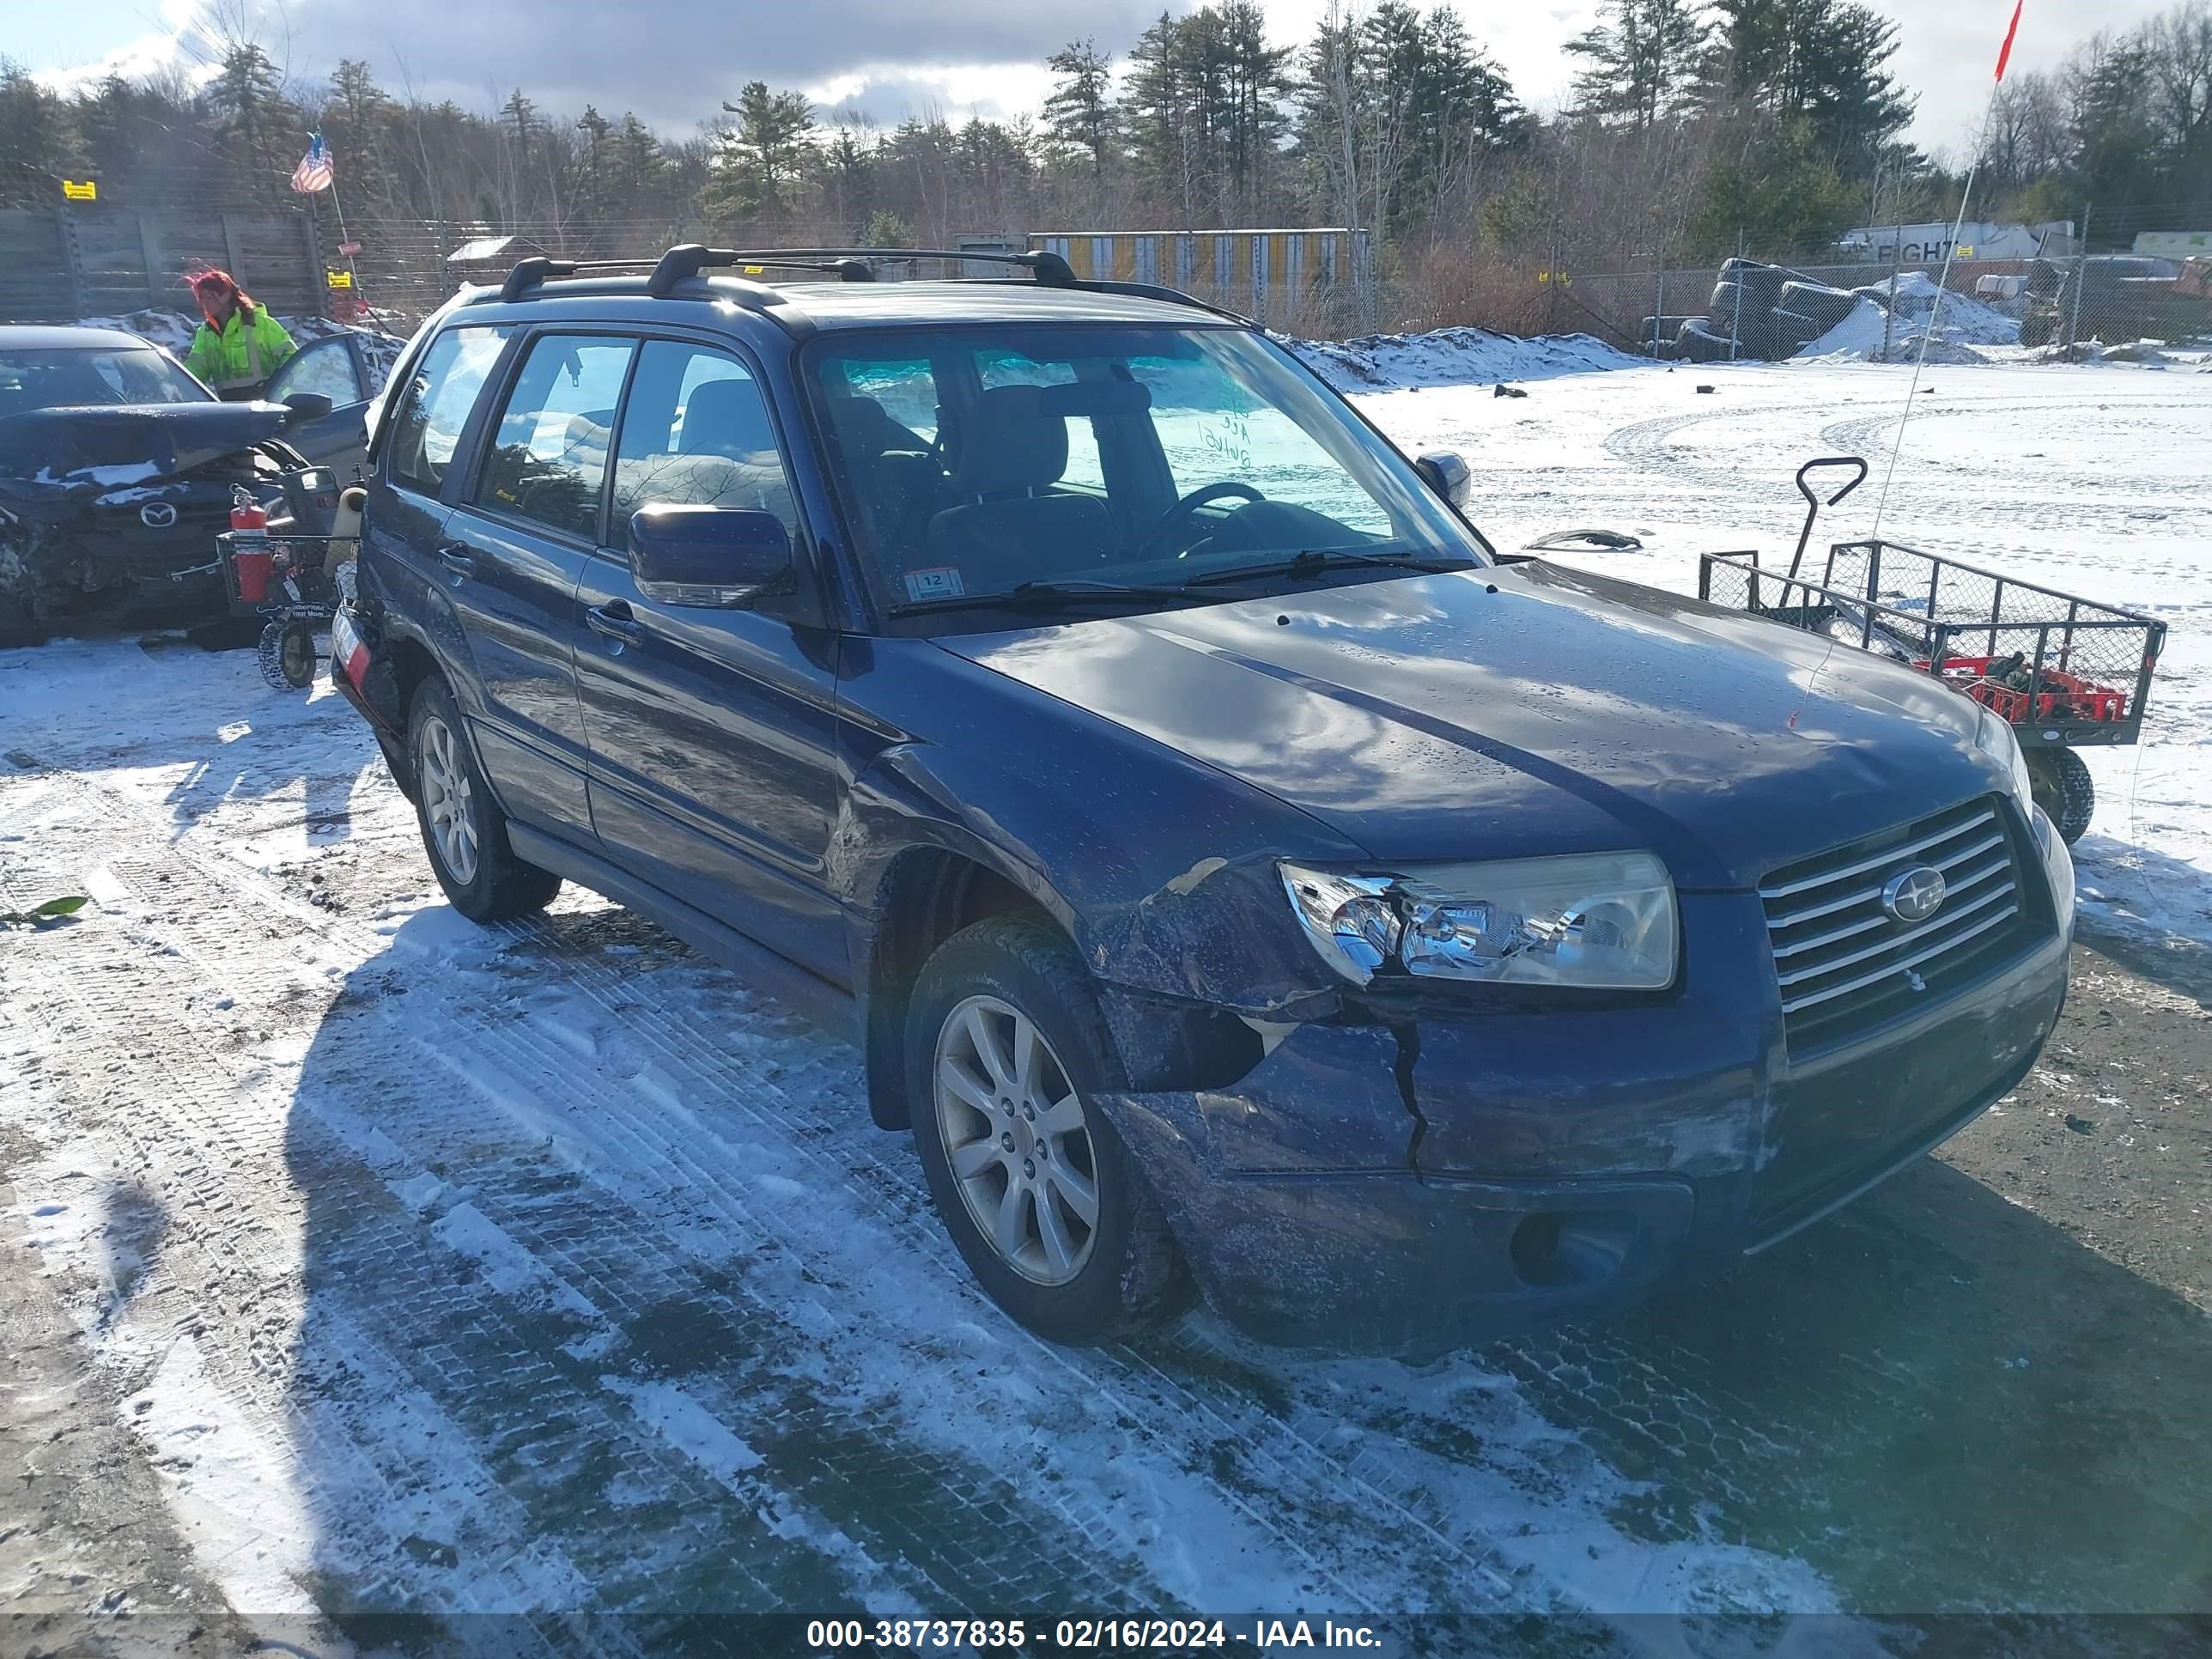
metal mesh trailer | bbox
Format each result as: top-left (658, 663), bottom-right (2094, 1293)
top-left (1697, 459), bottom-right (2167, 842)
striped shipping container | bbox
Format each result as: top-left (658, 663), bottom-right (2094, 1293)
top-left (1027, 228), bottom-right (1371, 331)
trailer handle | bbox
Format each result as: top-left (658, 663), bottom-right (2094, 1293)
top-left (1790, 457), bottom-right (1870, 581)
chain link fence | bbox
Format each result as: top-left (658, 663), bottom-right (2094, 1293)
top-left (1564, 242), bottom-right (2212, 365)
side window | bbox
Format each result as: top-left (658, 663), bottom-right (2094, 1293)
top-left (268, 339), bottom-right (363, 406)
top-left (387, 325), bottom-right (510, 497)
top-left (471, 335), bottom-right (635, 540)
top-left (610, 340), bottom-right (799, 552)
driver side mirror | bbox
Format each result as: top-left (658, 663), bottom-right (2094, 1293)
top-left (1414, 451), bottom-right (1472, 511)
top-left (283, 392), bottom-right (334, 421)
top-left (629, 504), bottom-right (793, 609)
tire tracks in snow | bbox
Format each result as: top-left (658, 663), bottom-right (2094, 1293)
top-left (2, 747), bottom-right (1846, 1637)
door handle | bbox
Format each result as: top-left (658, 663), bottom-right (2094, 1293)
top-left (585, 603), bottom-right (647, 647)
top-left (436, 544), bottom-right (476, 579)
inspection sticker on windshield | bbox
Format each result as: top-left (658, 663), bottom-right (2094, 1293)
top-left (904, 566), bottom-right (964, 602)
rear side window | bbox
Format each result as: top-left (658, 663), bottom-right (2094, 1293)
top-left (472, 335), bottom-right (635, 540)
top-left (609, 340), bottom-right (799, 551)
top-left (387, 325), bottom-right (509, 496)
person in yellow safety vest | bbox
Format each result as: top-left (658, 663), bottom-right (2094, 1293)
top-left (183, 269), bottom-right (296, 398)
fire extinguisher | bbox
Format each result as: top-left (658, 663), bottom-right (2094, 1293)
top-left (230, 486), bottom-right (272, 604)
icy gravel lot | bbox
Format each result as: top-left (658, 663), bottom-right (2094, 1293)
top-left (2, 351), bottom-right (2209, 1657)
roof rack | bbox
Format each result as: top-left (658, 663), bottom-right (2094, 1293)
top-left (497, 255), bottom-right (659, 303)
top-left (644, 245), bottom-right (1079, 291)
top-left (491, 242), bottom-right (1245, 323)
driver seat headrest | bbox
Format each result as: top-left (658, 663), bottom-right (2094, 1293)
top-left (951, 380), bottom-right (1152, 499)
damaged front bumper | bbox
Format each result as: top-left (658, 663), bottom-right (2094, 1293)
top-left (1097, 831), bottom-right (2075, 1357)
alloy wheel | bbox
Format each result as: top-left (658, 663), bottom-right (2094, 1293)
top-left (417, 714), bottom-right (480, 885)
top-left (933, 994), bottom-right (1100, 1285)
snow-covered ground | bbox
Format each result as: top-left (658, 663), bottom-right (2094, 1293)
top-left (1336, 347), bottom-right (2212, 959)
top-left (3, 339), bottom-right (2209, 1651)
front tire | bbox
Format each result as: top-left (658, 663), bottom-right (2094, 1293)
top-left (406, 679), bottom-right (562, 921)
top-left (906, 917), bottom-right (1189, 1345)
top-left (2027, 747), bottom-right (2096, 845)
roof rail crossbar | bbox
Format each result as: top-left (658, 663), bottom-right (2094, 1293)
top-left (647, 244), bottom-right (818, 297)
top-left (500, 256), bottom-right (574, 302)
top-left (498, 254), bottom-right (675, 302)
top-left (650, 246), bottom-right (1078, 287)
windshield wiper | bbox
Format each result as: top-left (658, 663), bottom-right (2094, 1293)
top-left (887, 577), bottom-right (1206, 618)
top-left (1180, 549), bottom-right (1480, 587)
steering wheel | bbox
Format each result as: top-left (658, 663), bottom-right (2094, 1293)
top-left (1139, 482), bottom-right (1265, 558)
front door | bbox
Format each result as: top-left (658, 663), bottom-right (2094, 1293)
top-left (262, 336), bottom-right (370, 470)
top-left (435, 331), bottom-right (635, 832)
top-left (574, 337), bottom-right (847, 983)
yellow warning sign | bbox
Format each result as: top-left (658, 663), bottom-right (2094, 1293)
top-left (325, 269), bottom-right (354, 289)
top-left (61, 179), bottom-right (97, 201)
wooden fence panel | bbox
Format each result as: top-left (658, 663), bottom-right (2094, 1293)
top-left (0, 206), bottom-right (324, 323)
top-left (0, 211), bottom-right (70, 318)
top-left (71, 210), bottom-right (156, 314)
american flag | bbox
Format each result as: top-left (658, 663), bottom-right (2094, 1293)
top-left (289, 132), bottom-right (333, 194)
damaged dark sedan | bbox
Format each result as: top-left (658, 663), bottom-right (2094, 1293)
top-left (331, 252), bottom-right (2075, 1356)
top-left (0, 325), bottom-right (324, 645)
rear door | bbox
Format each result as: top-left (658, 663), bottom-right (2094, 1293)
top-left (435, 331), bottom-right (637, 833)
top-left (364, 319), bottom-right (510, 710)
top-left (574, 336), bottom-right (848, 981)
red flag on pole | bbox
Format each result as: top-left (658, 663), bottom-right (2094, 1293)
top-left (1996, 1), bottom-right (2024, 82)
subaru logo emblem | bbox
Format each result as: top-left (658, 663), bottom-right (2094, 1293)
top-left (139, 501), bottom-right (178, 528)
top-left (1881, 866), bottom-right (1948, 924)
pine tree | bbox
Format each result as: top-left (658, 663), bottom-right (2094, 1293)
top-left (0, 59), bottom-right (76, 192)
top-left (1565, 0), bottom-right (1712, 129)
top-left (817, 123), bottom-right (875, 237)
top-left (708, 83), bottom-right (816, 227)
top-left (325, 60), bottom-right (396, 208)
top-left (205, 43), bottom-right (305, 202)
top-left (1707, 0), bottom-right (1913, 177)
top-left (1043, 40), bottom-right (1120, 174)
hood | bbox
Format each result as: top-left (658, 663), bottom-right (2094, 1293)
top-left (0, 401), bottom-right (290, 483)
top-left (943, 561), bottom-right (2005, 890)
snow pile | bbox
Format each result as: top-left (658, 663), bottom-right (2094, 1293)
top-left (1797, 296), bottom-right (1995, 365)
top-left (1796, 271), bottom-right (2021, 363)
top-left (1294, 326), bottom-right (1641, 392)
top-left (2003, 338), bottom-right (2212, 370)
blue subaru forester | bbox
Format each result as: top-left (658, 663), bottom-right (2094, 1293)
top-left (331, 246), bottom-right (2074, 1355)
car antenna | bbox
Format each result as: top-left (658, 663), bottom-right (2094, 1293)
top-left (1870, 2), bottom-right (2022, 538)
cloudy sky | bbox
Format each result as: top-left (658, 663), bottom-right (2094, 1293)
top-left (13, 0), bottom-right (2176, 159)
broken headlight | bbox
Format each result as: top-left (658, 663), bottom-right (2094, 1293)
top-left (1975, 707), bottom-right (2035, 811)
top-left (1279, 853), bottom-right (1678, 990)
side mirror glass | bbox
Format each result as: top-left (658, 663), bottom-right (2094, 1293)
top-left (283, 392), bottom-right (334, 421)
top-left (629, 504), bottom-right (793, 609)
top-left (1413, 450), bottom-right (1472, 511)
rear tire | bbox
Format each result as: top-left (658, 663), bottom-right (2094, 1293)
top-left (905, 916), bottom-right (1189, 1345)
top-left (2028, 748), bottom-right (2096, 845)
top-left (405, 678), bottom-right (562, 921)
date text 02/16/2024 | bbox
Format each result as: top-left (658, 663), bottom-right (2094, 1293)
top-left (802, 1618), bottom-right (1384, 1650)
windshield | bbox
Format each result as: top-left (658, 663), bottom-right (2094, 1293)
top-left (804, 324), bottom-right (1486, 617)
top-left (0, 345), bottom-right (210, 415)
